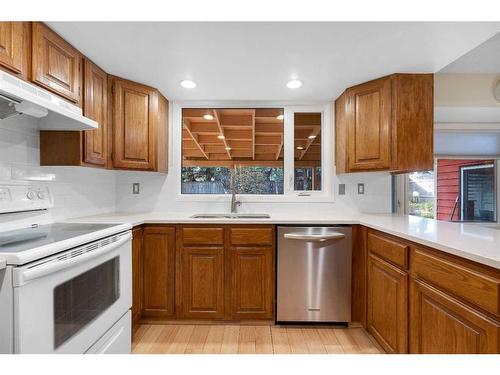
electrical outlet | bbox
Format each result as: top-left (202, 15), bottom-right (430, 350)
top-left (338, 184), bottom-right (346, 195)
top-left (132, 183), bottom-right (140, 194)
top-left (357, 183), bottom-right (365, 195)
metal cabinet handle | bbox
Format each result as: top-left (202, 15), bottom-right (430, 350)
top-left (283, 232), bottom-right (345, 242)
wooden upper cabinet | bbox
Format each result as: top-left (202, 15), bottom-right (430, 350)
top-left (410, 279), bottom-right (500, 354)
top-left (39, 58), bottom-right (108, 168)
top-left (335, 73), bottom-right (433, 174)
top-left (142, 226), bottom-right (176, 318)
top-left (347, 77), bottom-right (391, 171)
top-left (31, 22), bottom-right (82, 105)
top-left (334, 95), bottom-right (348, 174)
top-left (0, 22), bottom-right (30, 80)
top-left (83, 59), bottom-right (108, 166)
top-left (109, 76), bottom-right (169, 172)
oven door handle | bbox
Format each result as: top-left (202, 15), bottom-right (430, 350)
top-left (16, 233), bottom-right (131, 286)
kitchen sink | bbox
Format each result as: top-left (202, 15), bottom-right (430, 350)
top-left (191, 213), bottom-right (271, 219)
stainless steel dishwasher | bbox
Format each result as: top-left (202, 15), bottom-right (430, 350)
top-left (277, 226), bottom-right (352, 323)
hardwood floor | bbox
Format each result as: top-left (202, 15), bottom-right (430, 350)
top-left (132, 324), bottom-right (384, 354)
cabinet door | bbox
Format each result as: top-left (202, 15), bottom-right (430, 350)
top-left (348, 77), bottom-right (391, 171)
top-left (410, 279), bottom-right (500, 354)
top-left (31, 22), bottom-right (82, 105)
top-left (230, 247), bottom-right (273, 320)
top-left (132, 227), bottom-right (143, 325)
top-left (179, 247), bottom-right (225, 319)
top-left (0, 22), bottom-right (29, 79)
top-left (367, 253), bottom-right (408, 353)
top-left (111, 77), bottom-right (157, 170)
top-left (334, 92), bottom-right (348, 174)
top-left (83, 59), bottom-right (108, 166)
top-left (142, 226), bottom-right (176, 318)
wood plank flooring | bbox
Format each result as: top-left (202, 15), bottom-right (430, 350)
top-left (132, 324), bottom-right (384, 354)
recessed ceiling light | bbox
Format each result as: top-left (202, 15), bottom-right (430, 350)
top-left (308, 135), bottom-right (317, 139)
top-left (296, 146), bottom-right (304, 150)
top-left (276, 114), bottom-right (284, 120)
top-left (217, 135), bottom-right (225, 139)
top-left (287, 79), bottom-right (303, 89)
top-left (180, 80), bottom-right (197, 89)
top-left (225, 147), bottom-right (232, 151)
top-left (203, 114), bottom-right (214, 120)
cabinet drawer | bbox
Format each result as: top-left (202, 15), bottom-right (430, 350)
top-left (412, 248), bottom-right (500, 316)
top-left (182, 227), bottom-right (224, 245)
top-left (230, 227), bottom-right (273, 246)
top-left (367, 231), bottom-right (408, 269)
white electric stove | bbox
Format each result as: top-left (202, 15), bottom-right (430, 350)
top-left (0, 183), bottom-right (132, 354)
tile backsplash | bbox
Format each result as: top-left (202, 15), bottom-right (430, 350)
top-left (0, 115), bottom-right (117, 221)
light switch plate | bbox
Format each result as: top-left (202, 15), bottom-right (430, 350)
top-left (338, 184), bottom-right (346, 195)
top-left (132, 183), bottom-right (140, 194)
top-left (357, 183), bottom-right (365, 195)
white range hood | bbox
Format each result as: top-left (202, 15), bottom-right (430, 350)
top-left (0, 70), bottom-right (97, 131)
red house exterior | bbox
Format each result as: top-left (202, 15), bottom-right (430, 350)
top-left (436, 159), bottom-right (493, 221)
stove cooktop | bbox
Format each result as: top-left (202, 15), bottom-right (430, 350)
top-left (0, 222), bottom-right (130, 265)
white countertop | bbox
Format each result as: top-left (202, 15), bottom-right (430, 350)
top-left (66, 212), bottom-right (500, 270)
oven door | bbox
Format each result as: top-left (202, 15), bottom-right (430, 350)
top-left (12, 231), bottom-right (132, 354)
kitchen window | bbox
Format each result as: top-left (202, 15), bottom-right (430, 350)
top-left (294, 112), bottom-right (322, 191)
top-left (181, 108), bottom-right (284, 195)
top-left (176, 104), bottom-right (332, 201)
top-left (395, 159), bottom-right (498, 223)
top-left (460, 163), bottom-right (496, 222)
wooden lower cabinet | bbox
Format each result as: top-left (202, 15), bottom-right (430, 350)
top-left (367, 253), bottom-right (408, 353)
top-left (364, 228), bottom-right (500, 354)
top-left (178, 247), bottom-right (225, 319)
top-left (141, 226), bottom-right (176, 318)
top-left (131, 227), bottom-right (143, 325)
top-left (409, 279), bottom-right (500, 354)
top-left (175, 225), bottom-right (275, 320)
top-left (230, 246), bottom-right (273, 319)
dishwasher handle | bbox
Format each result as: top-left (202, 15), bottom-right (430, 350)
top-left (283, 231), bottom-right (345, 242)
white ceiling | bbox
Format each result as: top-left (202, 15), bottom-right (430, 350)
top-left (47, 22), bottom-right (500, 101)
top-left (440, 32), bottom-right (500, 73)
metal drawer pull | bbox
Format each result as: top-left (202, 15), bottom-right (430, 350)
top-left (284, 232), bottom-right (345, 242)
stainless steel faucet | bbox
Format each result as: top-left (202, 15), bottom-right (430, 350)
top-left (230, 168), bottom-right (241, 214)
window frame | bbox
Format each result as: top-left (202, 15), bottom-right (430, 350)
top-left (393, 158), bottom-right (499, 224)
top-left (459, 162), bottom-right (497, 222)
top-left (172, 101), bottom-right (334, 202)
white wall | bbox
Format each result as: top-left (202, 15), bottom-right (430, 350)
top-left (114, 169), bottom-right (392, 215)
top-left (435, 73), bottom-right (500, 107)
top-left (0, 115), bottom-right (117, 221)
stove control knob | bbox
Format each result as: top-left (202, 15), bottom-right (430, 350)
top-left (37, 191), bottom-right (45, 200)
top-left (26, 191), bottom-right (36, 200)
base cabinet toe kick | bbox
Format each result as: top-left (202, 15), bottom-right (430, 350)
top-left (130, 223), bottom-right (500, 354)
